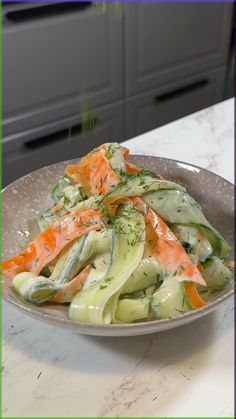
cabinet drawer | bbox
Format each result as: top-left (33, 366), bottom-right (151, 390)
top-left (2, 2), bottom-right (122, 136)
top-left (3, 101), bottom-right (124, 186)
top-left (125, 2), bottom-right (233, 96)
top-left (125, 68), bottom-right (225, 139)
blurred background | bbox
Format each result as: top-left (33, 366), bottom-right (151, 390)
top-left (2, 1), bottom-right (235, 186)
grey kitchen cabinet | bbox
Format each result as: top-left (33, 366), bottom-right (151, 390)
top-left (2, 2), bottom-right (234, 186)
top-left (3, 101), bottom-right (124, 186)
top-left (125, 2), bottom-right (233, 96)
top-left (2, 2), bottom-right (123, 136)
top-left (125, 67), bottom-right (226, 139)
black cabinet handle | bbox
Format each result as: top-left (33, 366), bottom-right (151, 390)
top-left (24, 119), bottom-right (97, 151)
top-left (155, 79), bottom-right (208, 103)
top-left (5, 2), bottom-right (92, 23)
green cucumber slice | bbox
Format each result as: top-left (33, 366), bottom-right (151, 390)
top-left (199, 237), bottom-right (213, 262)
top-left (121, 257), bottom-right (162, 294)
top-left (65, 196), bottom-right (103, 212)
top-left (37, 206), bottom-right (67, 232)
top-left (50, 229), bottom-right (112, 284)
top-left (69, 204), bottom-right (146, 324)
top-left (171, 224), bottom-right (199, 262)
top-left (144, 189), bottom-right (231, 259)
top-left (151, 278), bottom-right (191, 319)
top-left (52, 175), bottom-right (73, 203)
top-left (201, 256), bottom-right (233, 290)
top-left (104, 142), bottom-right (127, 175)
top-left (63, 184), bottom-right (87, 206)
top-left (83, 252), bottom-right (111, 290)
top-left (115, 296), bottom-right (150, 323)
top-left (12, 272), bottom-right (61, 304)
top-left (103, 172), bottom-right (185, 204)
top-left (171, 224), bottom-right (213, 263)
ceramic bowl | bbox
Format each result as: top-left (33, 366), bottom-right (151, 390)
top-left (2, 155), bottom-right (234, 336)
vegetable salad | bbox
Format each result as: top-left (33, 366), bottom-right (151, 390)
top-left (2, 143), bottom-right (233, 324)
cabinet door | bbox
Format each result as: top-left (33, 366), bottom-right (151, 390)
top-left (125, 67), bottom-right (225, 139)
top-left (2, 2), bottom-right (123, 136)
top-left (3, 101), bottom-right (124, 186)
top-left (125, 2), bottom-right (233, 96)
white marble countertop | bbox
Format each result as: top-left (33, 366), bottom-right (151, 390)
top-left (3, 98), bottom-right (234, 418)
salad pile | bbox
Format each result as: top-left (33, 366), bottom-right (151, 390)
top-left (2, 143), bottom-right (234, 324)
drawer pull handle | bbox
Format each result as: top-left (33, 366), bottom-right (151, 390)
top-left (155, 79), bottom-right (208, 103)
top-left (5, 2), bottom-right (92, 23)
top-left (24, 120), bottom-right (97, 151)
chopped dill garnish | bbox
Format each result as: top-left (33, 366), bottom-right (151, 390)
top-left (34, 257), bottom-right (39, 266)
top-left (104, 277), bottom-right (113, 283)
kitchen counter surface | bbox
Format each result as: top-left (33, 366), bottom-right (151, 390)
top-left (3, 98), bottom-right (234, 418)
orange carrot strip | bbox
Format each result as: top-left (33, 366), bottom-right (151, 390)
top-left (66, 164), bottom-right (88, 191)
top-left (66, 144), bottom-right (129, 195)
top-left (132, 197), bottom-right (206, 286)
top-left (126, 162), bottom-right (143, 175)
top-left (2, 209), bottom-right (103, 279)
top-left (66, 148), bottom-right (120, 195)
top-left (107, 204), bottom-right (118, 217)
top-left (184, 282), bottom-right (206, 308)
top-left (121, 146), bottom-right (129, 160)
top-left (52, 265), bottom-right (91, 303)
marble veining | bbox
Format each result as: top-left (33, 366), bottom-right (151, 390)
top-left (2, 99), bottom-right (234, 417)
